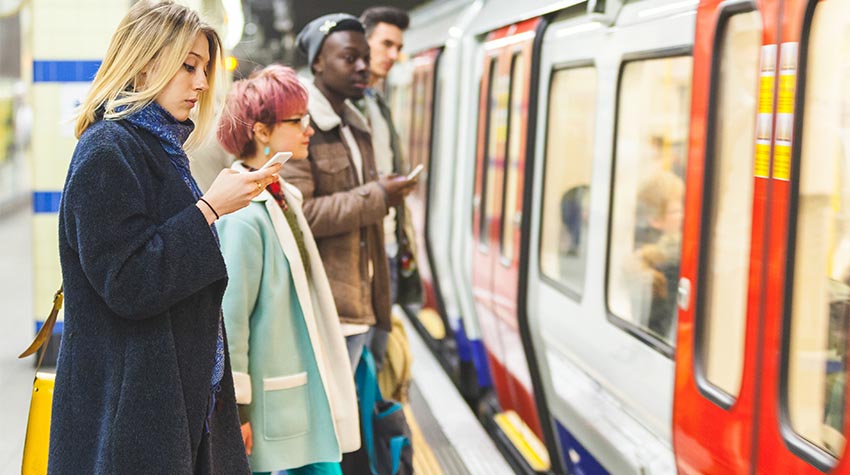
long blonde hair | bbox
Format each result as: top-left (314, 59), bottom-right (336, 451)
top-left (75, 0), bottom-right (222, 150)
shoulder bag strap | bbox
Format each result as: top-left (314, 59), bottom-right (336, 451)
top-left (19, 283), bottom-right (64, 373)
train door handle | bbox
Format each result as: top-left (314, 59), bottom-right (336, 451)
top-left (677, 277), bottom-right (691, 311)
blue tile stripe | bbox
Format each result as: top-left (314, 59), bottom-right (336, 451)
top-left (33, 60), bottom-right (101, 83)
top-left (33, 191), bottom-right (62, 213)
top-left (35, 320), bottom-right (64, 335)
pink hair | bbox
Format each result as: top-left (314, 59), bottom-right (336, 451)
top-left (217, 64), bottom-right (308, 158)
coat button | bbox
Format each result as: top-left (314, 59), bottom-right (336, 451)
top-left (358, 188), bottom-right (369, 197)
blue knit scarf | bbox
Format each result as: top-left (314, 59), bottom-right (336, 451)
top-left (124, 102), bottom-right (226, 398)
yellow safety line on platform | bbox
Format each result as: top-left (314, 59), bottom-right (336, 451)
top-left (494, 410), bottom-right (550, 472)
top-left (418, 307), bottom-right (446, 340)
top-left (403, 403), bottom-right (444, 475)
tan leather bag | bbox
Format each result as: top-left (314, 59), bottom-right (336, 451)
top-left (19, 284), bottom-right (63, 475)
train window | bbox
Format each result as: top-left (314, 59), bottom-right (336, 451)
top-left (410, 73), bottom-right (427, 170)
top-left (698, 10), bottom-right (761, 400)
top-left (539, 66), bottom-right (597, 296)
top-left (607, 55), bottom-right (692, 349)
top-left (479, 58), bottom-right (509, 247)
top-left (785, 0), bottom-right (850, 458)
top-left (501, 52), bottom-right (526, 263)
top-left (388, 76), bottom-right (412, 159)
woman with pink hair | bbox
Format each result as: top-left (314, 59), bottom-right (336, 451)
top-left (216, 65), bottom-right (360, 475)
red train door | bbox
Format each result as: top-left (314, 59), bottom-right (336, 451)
top-left (755, 0), bottom-right (850, 472)
top-left (471, 18), bottom-right (550, 470)
top-left (676, 0), bottom-right (850, 473)
top-left (673, 0), bottom-right (777, 472)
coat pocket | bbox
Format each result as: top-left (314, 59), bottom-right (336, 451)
top-left (262, 372), bottom-right (310, 440)
top-left (313, 146), bottom-right (355, 191)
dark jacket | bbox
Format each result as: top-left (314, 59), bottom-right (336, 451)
top-left (50, 119), bottom-right (249, 474)
top-left (281, 80), bottom-right (391, 331)
top-left (361, 90), bottom-right (423, 306)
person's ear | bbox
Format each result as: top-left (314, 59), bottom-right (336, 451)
top-left (313, 56), bottom-right (324, 76)
top-left (135, 63), bottom-right (152, 91)
top-left (134, 72), bottom-right (147, 91)
top-left (253, 122), bottom-right (272, 144)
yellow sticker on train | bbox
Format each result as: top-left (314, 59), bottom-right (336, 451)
top-left (759, 76), bottom-right (774, 114)
top-left (755, 142), bottom-right (771, 178)
top-left (777, 43), bottom-right (798, 115)
top-left (773, 144), bottom-right (791, 181)
top-left (777, 74), bottom-right (796, 114)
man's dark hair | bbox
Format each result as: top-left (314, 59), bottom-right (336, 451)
top-left (360, 6), bottom-right (409, 37)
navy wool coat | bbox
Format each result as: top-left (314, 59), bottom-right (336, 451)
top-left (49, 119), bottom-right (249, 474)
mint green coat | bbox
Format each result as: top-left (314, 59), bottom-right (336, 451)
top-left (219, 164), bottom-right (360, 472)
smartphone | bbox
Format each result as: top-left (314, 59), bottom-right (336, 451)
top-left (406, 164), bottom-right (425, 180)
top-left (259, 152), bottom-right (292, 171)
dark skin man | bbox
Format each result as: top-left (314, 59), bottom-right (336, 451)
top-left (312, 30), bottom-right (415, 205)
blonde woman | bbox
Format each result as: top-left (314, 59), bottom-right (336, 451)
top-left (216, 65), bottom-right (359, 475)
top-left (50, 1), bottom-right (279, 473)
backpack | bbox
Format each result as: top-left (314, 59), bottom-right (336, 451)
top-left (377, 314), bottom-right (413, 403)
top-left (355, 347), bottom-right (414, 475)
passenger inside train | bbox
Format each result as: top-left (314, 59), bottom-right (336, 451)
top-left (631, 170), bottom-right (684, 341)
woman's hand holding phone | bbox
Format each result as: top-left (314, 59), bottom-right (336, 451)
top-left (260, 152), bottom-right (292, 170)
top-left (198, 165), bottom-right (281, 223)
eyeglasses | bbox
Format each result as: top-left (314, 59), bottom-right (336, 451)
top-left (280, 114), bottom-right (311, 132)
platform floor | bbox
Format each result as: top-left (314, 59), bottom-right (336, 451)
top-left (0, 205), bottom-right (36, 475)
top-left (0, 205), bottom-right (513, 474)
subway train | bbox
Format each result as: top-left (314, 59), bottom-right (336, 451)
top-left (383, 0), bottom-right (850, 473)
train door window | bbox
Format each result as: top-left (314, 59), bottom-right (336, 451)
top-left (785, 0), bottom-right (850, 459)
top-left (698, 10), bottom-right (762, 400)
top-left (539, 66), bottom-right (597, 297)
top-left (500, 52), bottom-right (526, 263)
top-left (388, 81), bottom-right (411, 155)
top-left (410, 73), bottom-right (427, 169)
top-left (607, 55), bottom-right (693, 349)
top-left (479, 58), bottom-right (509, 247)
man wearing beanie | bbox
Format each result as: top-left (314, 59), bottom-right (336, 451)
top-left (281, 14), bottom-right (417, 372)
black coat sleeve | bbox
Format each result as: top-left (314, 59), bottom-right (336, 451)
top-left (62, 132), bottom-right (227, 320)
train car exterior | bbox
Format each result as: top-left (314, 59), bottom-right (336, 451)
top-left (390, 0), bottom-right (850, 473)
top-left (676, 0), bottom-right (850, 472)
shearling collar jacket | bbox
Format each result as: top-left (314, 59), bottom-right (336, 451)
top-left (278, 79), bottom-right (392, 331)
top-left (305, 79), bottom-right (371, 134)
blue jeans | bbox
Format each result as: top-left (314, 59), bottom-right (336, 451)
top-left (345, 332), bottom-right (369, 372)
top-left (369, 255), bottom-right (397, 372)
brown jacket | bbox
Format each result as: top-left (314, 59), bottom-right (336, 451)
top-left (281, 80), bottom-right (392, 331)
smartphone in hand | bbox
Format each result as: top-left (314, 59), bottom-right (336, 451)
top-left (259, 152), bottom-right (292, 171)
top-left (406, 164), bottom-right (424, 180)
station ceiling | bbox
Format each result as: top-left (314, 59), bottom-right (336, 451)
top-left (236, 0), bottom-right (427, 74)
